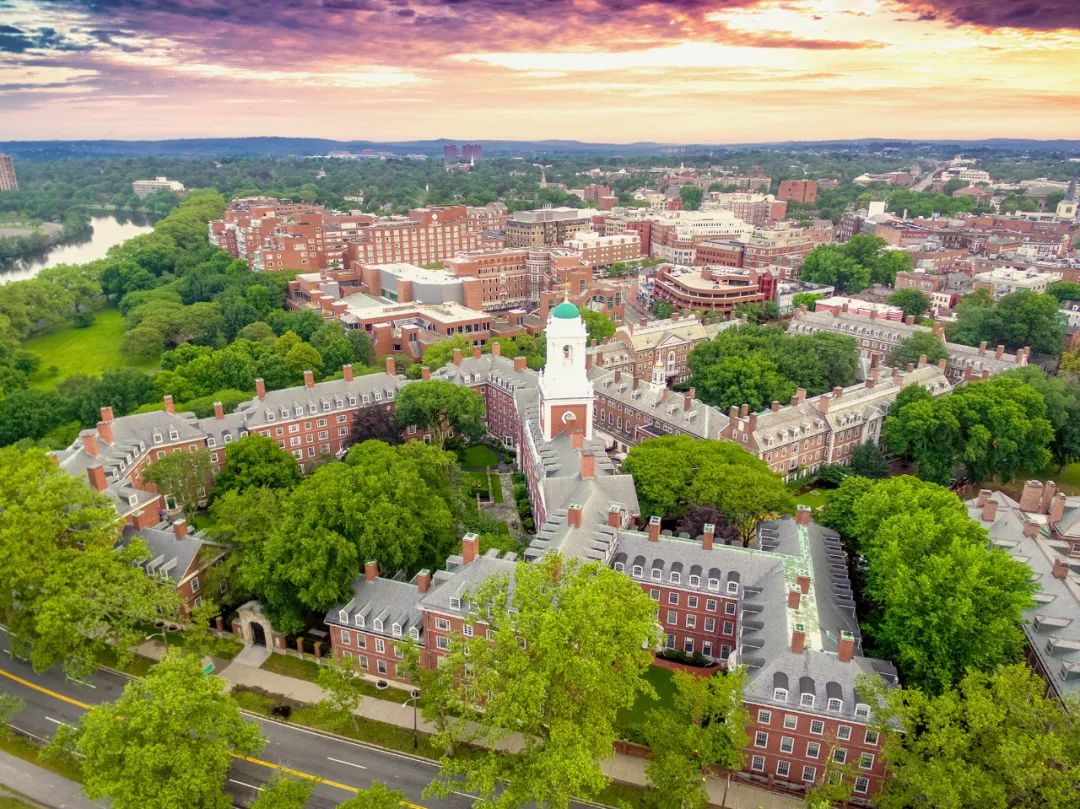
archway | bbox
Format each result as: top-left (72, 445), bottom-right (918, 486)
top-left (251, 622), bottom-right (267, 647)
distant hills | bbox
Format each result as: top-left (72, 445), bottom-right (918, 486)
top-left (2, 136), bottom-right (1079, 161)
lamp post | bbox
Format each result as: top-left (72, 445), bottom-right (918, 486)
top-left (145, 630), bottom-right (169, 656)
top-left (404, 690), bottom-right (421, 750)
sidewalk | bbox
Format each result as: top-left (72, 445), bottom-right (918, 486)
top-left (209, 643), bottom-right (801, 809)
top-left (0, 750), bottom-right (104, 809)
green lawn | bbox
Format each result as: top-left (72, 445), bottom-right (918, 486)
top-left (464, 469), bottom-right (491, 500)
top-left (489, 473), bottom-right (504, 504)
top-left (0, 796), bottom-right (41, 809)
top-left (23, 308), bottom-right (158, 390)
top-left (259, 654), bottom-right (411, 700)
top-left (615, 665), bottom-right (678, 734)
top-left (0, 731), bottom-right (83, 784)
top-left (793, 489), bottom-right (832, 510)
top-left (457, 444), bottom-right (500, 469)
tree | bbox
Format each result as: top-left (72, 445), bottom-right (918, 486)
top-left (868, 664), bottom-right (1080, 809)
top-left (651, 300), bottom-right (674, 319)
top-left (425, 554), bottom-right (660, 809)
top-left (581, 310), bottom-right (616, 342)
top-left (310, 320), bottom-right (355, 376)
top-left (886, 331), bottom-right (949, 369)
top-left (316, 653), bottom-right (367, 732)
top-left (348, 404), bottom-right (402, 445)
top-left (337, 783), bottom-right (407, 809)
top-left (690, 465), bottom-right (795, 546)
top-left (393, 379), bottom-right (486, 445)
top-left (205, 486), bottom-right (286, 602)
top-left (211, 434), bottom-right (301, 497)
top-left (120, 325), bottom-right (165, 361)
top-left (870, 249), bottom-right (913, 287)
top-left (643, 670), bottom-right (750, 809)
top-left (692, 353), bottom-right (795, 413)
top-left (419, 335), bottom-right (473, 371)
top-left (791, 292), bottom-right (823, 312)
top-left (885, 288), bottom-right (931, 321)
top-left (818, 476), bottom-right (875, 544)
top-left (995, 291), bottom-right (1065, 356)
top-left (679, 185), bottom-right (703, 211)
top-left (250, 775), bottom-right (315, 809)
top-left (1001, 366), bottom-right (1080, 472)
top-left (800, 245), bottom-right (870, 294)
top-left (143, 447), bottom-right (213, 516)
top-left (849, 442), bottom-right (890, 479)
top-left (57, 652), bottom-right (263, 809)
top-left (1046, 281), bottom-right (1080, 304)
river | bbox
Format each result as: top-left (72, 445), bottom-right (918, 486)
top-left (0, 214), bottom-right (155, 284)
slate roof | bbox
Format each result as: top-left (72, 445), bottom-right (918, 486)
top-left (589, 368), bottom-right (729, 440)
top-left (121, 521), bottom-right (220, 585)
top-left (327, 573), bottom-right (425, 640)
top-left (420, 549), bottom-right (518, 618)
top-left (237, 372), bottom-right (405, 429)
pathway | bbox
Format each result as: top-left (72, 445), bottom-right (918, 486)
top-left (0, 750), bottom-right (104, 809)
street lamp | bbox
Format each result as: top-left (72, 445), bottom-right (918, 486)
top-left (145, 630), bottom-right (169, 656)
top-left (404, 689), bottom-right (421, 750)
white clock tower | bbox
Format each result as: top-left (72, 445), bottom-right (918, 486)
top-left (538, 300), bottom-right (594, 441)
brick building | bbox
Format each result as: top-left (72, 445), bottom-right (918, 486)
top-left (505, 208), bottom-right (599, 248)
top-left (651, 265), bottom-right (776, 315)
top-left (563, 232), bottom-right (642, 269)
top-left (587, 316), bottom-right (737, 385)
top-left (777, 180), bottom-right (817, 205)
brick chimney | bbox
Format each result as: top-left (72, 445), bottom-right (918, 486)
top-left (571, 431), bottom-right (584, 450)
top-left (421, 366), bottom-right (431, 381)
top-left (771, 400), bottom-right (781, 412)
top-left (304, 370), bottom-right (315, 389)
top-left (684, 392), bottom-right (693, 412)
top-left (580, 453), bottom-right (595, 480)
top-left (838, 630), bottom-right (855, 663)
top-left (163, 395), bottom-right (175, 414)
top-left (740, 403), bottom-right (749, 418)
top-left (647, 515), bottom-right (661, 542)
top-left (832, 386), bottom-right (843, 399)
top-left (100, 406), bottom-right (114, 422)
top-left (938, 358), bottom-right (947, 370)
top-left (1040, 482), bottom-right (1058, 512)
top-left (614, 369), bottom-right (622, 383)
top-left (256, 377), bottom-right (266, 401)
top-left (608, 504), bottom-right (622, 528)
top-left (97, 419), bottom-right (113, 444)
top-left (491, 341), bottom-right (501, 357)
top-left (791, 624), bottom-right (806, 654)
top-left (995, 344), bottom-right (1005, 359)
top-left (1052, 558), bottom-right (1069, 580)
top-left (905, 362), bottom-right (915, 373)
top-left (817, 395), bottom-right (831, 414)
top-left (787, 589), bottom-right (801, 609)
top-left (470, 346), bottom-right (480, 360)
top-left (173, 519), bottom-right (188, 540)
top-left (364, 560), bottom-right (379, 582)
top-left (1019, 480), bottom-right (1044, 513)
top-left (1023, 520), bottom-right (1040, 539)
top-left (342, 364), bottom-right (354, 382)
top-left (213, 401), bottom-right (224, 421)
top-left (796, 505), bottom-right (812, 526)
top-left (893, 367), bottom-right (902, 384)
top-left (81, 429), bottom-right (100, 457)
top-left (453, 349), bottom-right (463, 366)
top-left (905, 315), bottom-right (915, 325)
top-left (462, 533), bottom-right (479, 565)
top-left (567, 503), bottom-right (583, 528)
top-left (596, 348), bottom-right (604, 366)
top-left (797, 574), bottom-right (811, 594)
top-left (865, 375), bottom-right (876, 390)
top-left (1050, 493), bottom-right (1067, 526)
top-left (976, 489), bottom-right (992, 508)
top-left (795, 388), bottom-right (806, 403)
top-left (86, 464), bottom-right (107, 492)
top-left (918, 354), bottom-right (927, 367)
top-left (416, 569), bottom-right (431, 594)
top-left (982, 498), bottom-right (999, 522)
top-left (514, 356), bottom-right (527, 372)
top-left (978, 340), bottom-right (987, 355)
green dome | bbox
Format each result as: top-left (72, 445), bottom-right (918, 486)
top-left (552, 301), bottom-right (580, 319)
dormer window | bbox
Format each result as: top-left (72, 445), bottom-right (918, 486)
top-left (321, 401), bottom-right (330, 411)
top-left (223, 434), bottom-right (233, 443)
top-left (339, 610), bottom-right (349, 623)
top-left (854, 703), bottom-right (871, 720)
top-left (267, 412), bottom-right (276, 422)
top-left (409, 627), bottom-right (420, 640)
top-left (827, 698), bottom-right (842, 712)
top-left (773, 688), bottom-right (788, 702)
top-left (689, 575), bottom-right (700, 587)
top-left (450, 597), bottom-right (461, 610)
top-left (240, 430), bottom-right (248, 437)
top-left (127, 494), bottom-right (138, 507)
top-left (613, 562), bottom-right (624, 572)
top-left (650, 569), bottom-right (661, 582)
top-left (392, 623), bottom-right (402, 638)
top-left (372, 619), bottom-right (383, 633)
top-left (349, 396), bottom-right (357, 406)
top-left (207, 437), bottom-right (216, 448)
top-left (670, 572), bottom-right (681, 585)
top-left (354, 615), bottom-right (364, 628)
top-left (726, 581), bottom-right (739, 595)
top-left (168, 429), bottom-right (179, 441)
top-left (708, 578), bottom-right (720, 592)
top-left (632, 565), bottom-right (643, 578)
top-left (800, 693), bottom-right (815, 708)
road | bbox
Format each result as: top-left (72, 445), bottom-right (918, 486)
top-left (0, 628), bottom-right (477, 808)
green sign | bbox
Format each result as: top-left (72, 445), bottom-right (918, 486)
top-left (201, 660), bottom-right (215, 676)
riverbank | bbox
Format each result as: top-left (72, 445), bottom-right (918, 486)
top-left (0, 214), bottom-right (152, 283)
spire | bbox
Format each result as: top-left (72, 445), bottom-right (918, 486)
top-left (651, 352), bottom-right (666, 388)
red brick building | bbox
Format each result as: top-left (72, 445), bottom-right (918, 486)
top-left (777, 180), bottom-right (818, 205)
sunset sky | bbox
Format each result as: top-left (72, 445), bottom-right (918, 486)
top-left (1, 0), bottom-right (1078, 143)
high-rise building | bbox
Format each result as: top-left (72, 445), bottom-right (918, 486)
top-left (461, 143), bottom-right (482, 162)
top-left (0, 154), bottom-right (18, 192)
top-left (443, 144), bottom-right (459, 161)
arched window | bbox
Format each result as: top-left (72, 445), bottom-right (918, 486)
top-left (667, 351), bottom-right (676, 372)
top-left (563, 344), bottom-right (573, 367)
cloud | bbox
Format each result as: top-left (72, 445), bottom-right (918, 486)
top-left (893, 1), bottom-right (1080, 31)
top-left (0, 23), bottom-right (93, 53)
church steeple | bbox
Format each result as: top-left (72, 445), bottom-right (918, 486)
top-left (538, 300), bottom-right (594, 442)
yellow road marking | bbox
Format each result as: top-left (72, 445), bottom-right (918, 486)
top-left (0, 666), bottom-right (425, 808)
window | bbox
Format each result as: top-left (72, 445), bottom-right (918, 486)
top-left (685, 615), bottom-right (696, 629)
top-left (191, 578), bottom-right (200, 593)
top-left (750, 755), bottom-right (765, 773)
top-left (436, 636), bottom-right (449, 650)
top-left (687, 595), bottom-right (698, 609)
top-left (754, 731), bottom-right (768, 748)
top-left (706, 599), bottom-right (717, 612)
top-left (837, 725), bottom-right (852, 741)
top-left (708, 578), bottom-right (720, 592)
top-left (827, 698), bottom-right (842, 712)
top-left (809, 719), bottom-right (825, 735)
top-left (375, 638), bottom-right (385, 653)
top-left (683, 637), bottom-right (694, 654)
top-left (854, 777), bottom-right (870, 795)
top-left (669, 572), bottom-right (680, 585)
top-left (392, 623), bottom-right (402, 638)
top-left (802, 766), bottom-right (817, 784)
top-left (800, 693), bottom-right (815, 708)
top-left (631, 565), bottom-right (643, 578)
top-left (356, 635), bottom-right (366, 649)
top-left (864, 729), bottom-right (879, 747)
top-left (776, 760), bottom-right (790, 778)
top-left (665, 633), bottom-right (675, 649)
top-left (354, 615), bottom-right (365, 629)
top-left (859, 753), bottom-right (875, 770)
top-left (689, 575), bottom-right (700, 588)
top-left (613, 562), bottom-right (624, 572)
top-left (806, 741), bottom-right (820, 759)
top-left (463, 624), bottom-right (474, 637)
top-left (833, 748), bottom-right (847, 765)
top-left (726, 581), bottom-right (738, 595)
top-left (725, 601), bottom-right (737, 615)
top-left (666, 610), bottom-right (677, 624)
top-left (449, 597), bottom-right (461, 610)
top-left (372, 619), bottom-right (383, 633)
top-left (667, 592), bottom-right (679, 605)
top-left (377, 659), bottom-right (387, 675)
top-left (650, 568), bottom-right (661, 582)
top-left (704, 618), bottom-right (715, 633)
top-left (757, 709), bottom-right (772, 725)
top-left (723, 621), bottom-right (734, 635)
top-left (783, 714), bottom-right (798, 731)
top-left (854, 703), bottom-right (871, 720)
top-left (434, 618), bottom-right (450, 631)
top-left (780, 736), bottom-right (794, 754)
top-left (409, 627), bottom-right (420, 641)
top-left (702, 641), bottom-right (712, 657)
top-left (340, 630), bottom-right (351, 646)
top-left (773, 688), bottom-right (788, 702)
top-left (649, 589), bottom-right (659, 601)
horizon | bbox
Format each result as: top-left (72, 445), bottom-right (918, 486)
top-left (2, 1), bottom-right (1079, 142)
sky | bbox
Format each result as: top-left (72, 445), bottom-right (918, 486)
top-left (1, 0), bottom-right (1079, 143)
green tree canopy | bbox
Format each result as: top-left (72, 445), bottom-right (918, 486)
top-left (211, 434), bottom-right (301, 498)
top-left (581, 310), bottom-right (616, 342)
top-left (143, 446), bottom-right (213, 516)
top-left (948, 290), bottom-right (1065, 357)
top-left (1046, 281), bottom-right (1080, 304)
top-left (679, 185), bottom-right (703, 211)
top-left (337, 782), bottom-right (407, 809)
top-left (886, 331), bottom-right (949, 370)
top-left (885, 288), bottom-right (931, 320)
top-left (250, 775), bottom-right (315, 809)
top-left (1000, 366), bottom-right (1080, 472)
top-left (848, 442), bottom-right (890, 479)
top-left (393, 379), bottom-right (486, 445)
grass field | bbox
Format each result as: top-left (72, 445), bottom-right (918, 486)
top-left (23, 308), bottom-right (158, 389)
top-left (259, 653), bottom-right (411, 700)
top-left (457, 444), bottom-right (500, 469)
top-left (793, 489), bottom-right (832, 510)
top-left (615, 665), bottom-right (678, 733)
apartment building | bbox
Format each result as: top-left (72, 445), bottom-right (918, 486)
top-left (814, 297), bottom-right (904, 322)
top-left (505, 207), bottom-right (599, 248)
top-left (651, 265), bottom-right (776, 315)
top-left (445, 247), bottom-right (586, 311)
top-left (707, 193), bottom-right (788, 228)
top-left (346, 206), bottom-right (499, 266)
top-left (587, 316), bottom-right (736, 385)
top-left (972, 267), bottom-right (1062, 298)
top-left (120, 520), bottom-right (226, 614)
top-left (0, 154), bottom-right (18, 192)
top-left (563, 231), bottom-right (642, 269)
top-left (777, 180), bottom-right (818, 204)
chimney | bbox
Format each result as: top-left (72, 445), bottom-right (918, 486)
top-left (615, 369), bottom-right (622, 383)
top-left (462, 533), bottom-right (479, 565)
top-left (1052, 558), bottom-right (1069, 580)
top-left (416, 569), bottom-right (431, 594)
top-left (796, 388), bottom-right (807, 403)
top-left (580, 453), bottom-right (595, 480)
top-left (385, 356), bottom-right (397, 376)
top-left (870, 353), bottom-right (880, 370)
top-left (740, 403), bottom-right (749, 418)
top-left (491, 341), bottom-right (501, 357)
top-left (838, 630), bottom-right (855, 663)
top-left (163, 395), bottom-right (175, 414)
top-left (869, 309), bottom-right (878, 320)
top-left (81, 429), bottom-right (100, 457)
top-left (1023, 520), bottom-right (1040, 539)
top-left (1040, 482), bottom-right (1058, 512)
top-left (567, 503), bottom-right (583, 528)
top-left (608, 504), bottom-right (622, 528)
top-left (978, 340), bottom-right (987, 355)
top-left (832, 386), bottom-right (843, 399)
top-left (342, 364), bottom-right (354, 382)
top-left (771, 400), bottom-right (781, 412)
top-left (453, 349), bottom-right (463, 366)
top-left (1050, 493), bottom-right (1067, 526)
top-left (683, 392), bottom-right (693, 412)
top-left (918, 354), bottom-right (927, 367)
top-left (787, 589), bottom-right (801, 609)
top-left (173, 519), bottom-right (188, 540)
top-left (364, 560), bottom-right (379, 582)
top-left (703, 523), bottom-right (715, 551)
top-left (938, 358), bottom-right (947, 370)
top-left (421, 365), bottom-right (431, 381)
top-left (647, 515), bottom-right (661, 542)
top-left (86, 464), bottom-right (107, 492)
top-left (729, 405), bottom-right (739, 422)
top-left (791, 624), bottom-right (806, 654)
top-left (796, 505), bottom-right (812, 526)
top-left (796, 574), bottom-right (811, 594)
top-left (893, 367), bottom-right (902, 384)
top-left (304, 370), bottom-right (315, 389)
top-left (596, 349), bottom-right (604, 366)
top-left (472, 346), bottom-right (482, 360)
top-left (818, 395), bottom-right (831, 414)
top-left (865, 375), bottom-right (876, 390)
top-left (97, 419), bottom-right (113, 444)
top-left (982, 498), bottom-right (999, 522)
top-left (748, 412), bottom-right (758, 432)
top-left (1019, 480), bottom-right (1044, 513)
top-left (995, 344), bottom-right (1005, 359)
top-left (100, 406), bottom-right (114, 422)
top-left (662, 388), bottom-right (670, 402)
top-left (905, 315), bottom-right (915, 325)
top-left (905, 362), bottom-right (915, 373)
top-left (256, 377), bottom-right (266, 401)
top-left (514, 356), bottom-right (527, 372)
top-left (976, 489), bottom-right (992, 508)
top-left (571, 431), bottom-right (584, 450)
top-left (213, 401), bottom-right (224, 421)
